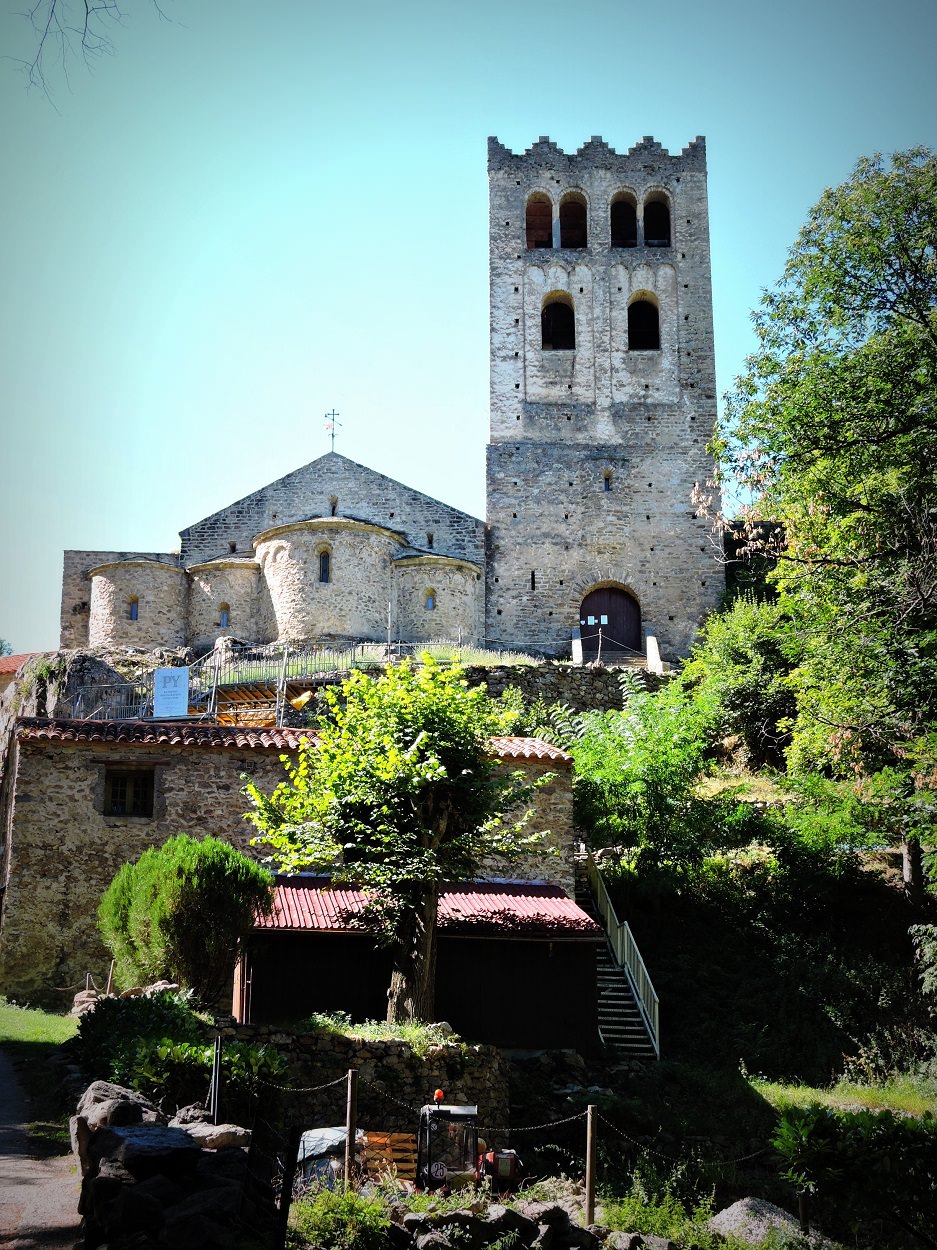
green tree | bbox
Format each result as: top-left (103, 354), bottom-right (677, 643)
top-left (0, 639), bottom-right (12, 656)
top-left (98, 834), bottom-right (274, 1005)
top-left (244, 659), bottom-right (542, 1023)
top-left (716, 148), bottom-right (937, 891)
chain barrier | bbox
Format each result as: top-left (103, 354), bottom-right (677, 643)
top-left (357, 1076), bottom-right (424, 1115)
top-left (477, 1110), bottom-right (587, 1136)
top-left (255, 1074), bottom-right (347, 1094)
top-left (595, 1111), bottom-right (769, 1168)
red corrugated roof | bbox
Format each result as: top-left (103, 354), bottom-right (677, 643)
top-left (15, 718), bottom-right (315, 751)
top-left (0, 653), bottom-right (40, 675)
top-left (257, 877), bottom-right (602, 939)
top-left (14, 719), bottom-right (568, 763)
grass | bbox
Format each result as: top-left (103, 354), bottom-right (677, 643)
top-left (294, 1011), bottom-right (460, 1055)
top-left (751, 1073), bottom-right (937, 1117)
top-left (0, 997), bottom-right (77, 1156)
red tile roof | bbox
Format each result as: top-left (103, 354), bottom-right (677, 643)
top-left (489, 736), bottom-right (572, 763)
top-left (0, 653), bottom-right (40, 675)
top-left (15, 718), bottom-right (315, 752)
top-left (14, 719), bottom-right (567, 763)
top-left (257, 877), bottom-right (602, 939)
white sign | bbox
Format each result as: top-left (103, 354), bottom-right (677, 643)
top-left (153, 667), bottom-right (190, 718)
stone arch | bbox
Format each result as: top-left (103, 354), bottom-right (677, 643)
top-left (559, 191), bottom-right (588, 249)
top-left (610, 190), bottom-right (637, 248)
top-left (541, 290), bottom-right (575, 351)
top-left (628, 290), bottom-right (660, 351)
top-left (525, 191), bottom-right (553, 249)
top-left (643, 190), bottom-right (672, 247)
top-left (578, 583), bottom-right (641, 657)
top-left (424, 587), bottom-right (437, 611)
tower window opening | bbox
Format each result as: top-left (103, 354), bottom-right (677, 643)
top-left (218, 603), bottom-right (230, 629)
top-left (525, 193), bottom-right (553, 249)
top-left (424, 589), bottom-right (436, 611)
top-left (426, 532), bottom-right (434, 548)
top-left (610, 195), bottom-right (637, 247)
top-left (559, 194), bottom-right (587, 249)
top-left (228, 541), bottom-right (237, 553)
top-left (628, 297), bottom-right (660, 351)
top-left (128, 597), bottom-right (139, 622)
top-left (319, 550), bottom-right (331, 583)
top-left (329, 495), bottom-right (338, 516)
top-left (603, 471), bottom-right (613, 492)
top-left (541, 296), bottom-right (575, 351)
top-left (644, 195), bottom-right (671, 247)
top-left (530, 570), bottom-right (536, 591)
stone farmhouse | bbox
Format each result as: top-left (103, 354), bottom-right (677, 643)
top-left (59, 134), bottom-right (721, 664)
top-left (1, 133), bottom-right (719, 1052)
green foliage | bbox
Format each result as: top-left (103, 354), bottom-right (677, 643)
top-left (289, 1188), bottom-right (390, 1250)
top-left (0, 997), bottom-right (77, 1046)
top-left (682, 594), bottom-right (801, 768)
top-left (295, 1011), bottom-right (459, 1054)
top-left (245, 659), bottom-right (545, 1020)
top-left (0, 637), bottom-right (11, 657)
top-left (718, 148), bottom-right (937, 782)
top-left (74, 991), bottom-right (205, 1081)
top-left (119, 1036), bottom-right (287, 1118)
top-left (772, 1104), bottom-right (937, 1246)
top-left (97, 834), bottom-right (274, 1004)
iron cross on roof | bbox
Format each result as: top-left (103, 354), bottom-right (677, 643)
top-left (324, 409), bottom-right (342, 452)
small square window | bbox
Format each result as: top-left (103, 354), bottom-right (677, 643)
top-left (104, 769), bottom-right (154, 817)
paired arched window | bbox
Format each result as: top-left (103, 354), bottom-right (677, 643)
top-left (218, 603), bottom-right (230, 629)
top-left (559, 194), bottom-right (587, 249)
top-left (610, 194), bottom-right (637, 248)
top-left (628, 296), bottom-right (660, 351)
top-left (644, 194), bottom-right (671, 247)
top-left (542, 295), bottom-right (575, 351)
top-left (318, 549), bottom-right (332, 584)
top-left (525, 193), bottom-right (552, 250)
top-left (128, 597), bottom-right (139, 622)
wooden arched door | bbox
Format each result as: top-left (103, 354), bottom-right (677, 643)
top-left (579, 587), bottom-right (641, 658)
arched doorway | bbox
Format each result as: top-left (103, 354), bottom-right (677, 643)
top-left (579, 587), bottom-right (641, 658)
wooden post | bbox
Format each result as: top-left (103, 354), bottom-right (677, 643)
top-left (798, 1189), bottom-right (810, 1235)
top-left (344, 1068), bottom-right (358, 1191)
top-left (585, 1104), bottom-right (596, 1225)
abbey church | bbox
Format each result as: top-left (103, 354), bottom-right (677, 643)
top-left (59, 135), bottom-right (722, 664)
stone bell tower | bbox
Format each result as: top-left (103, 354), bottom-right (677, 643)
top-left (484, 134), bottom-right (722, 661)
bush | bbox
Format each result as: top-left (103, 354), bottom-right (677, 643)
top-left (97, 834), bottom-right (274, 1004)
top-left (122, 1036), bottom-right (288, 1120)
top-left (74, 991), bottom-right (204, 1082)
top-left (289, 1188), bottom-right (389, 1250)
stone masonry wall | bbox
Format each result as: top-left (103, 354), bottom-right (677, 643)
top-left (61, 550), bottom-right (179, 649)
top-left (0, 737), bottom-right (285, 1005)
top-left (479, 757), bottom-right (575, 894)
top-left (485, 136), bottom-right (723, 659)
top-left (217, 1023), bottom-right (510, 1134)
top-left (180, 452), bottom-right (486, 569)
top-left (88, 562), bottom-right (188, 650)
top-left (395, 560), bottom-right (484, 646)
top-left (186, 560), bottom-right (265, 652)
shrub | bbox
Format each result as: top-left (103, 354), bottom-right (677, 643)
top-left (289, 1188), bottom-right (389, 1250)
top-left (122, 1036), bottom-right (288, 1119)
top-left (97, 834), bottom-right (274, 1004)
top-left (74, 991), bottom-right (204, 1082)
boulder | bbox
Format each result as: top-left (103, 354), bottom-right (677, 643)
top-left (182, 1120), bottom-right (251, 1150)
top-left (708, 1197), bottom-right (836, 1248)
top-left (84, 1096), bottom-right (146, 1131)
top-left (89, 1123), bottom-right (202, 1181)
top-left (78, 1081), bottom-right (157, 1119)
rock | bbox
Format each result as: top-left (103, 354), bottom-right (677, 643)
top-left (170, 1103), bottom-right (212, 1126)
top-left (85, 1096), bottom-right (146, 1131)
top-left (78, 1081), bottom-right (157, 1119)
top-left (404, 1212), bottom-right (432, 1234)
top-left (70, 1114), bottom-right (94, 1177)
top-left (497, 1205), bottom-right (540, 1243)
top-left (522, 1202), bottom-right (573, 1227)
top-left (566, 1228), bottom-right (600, 1250)
top-left (182, 1120), bottom-right (251, 1150)
top-left (89, 1123), bottom-right (202, 1181)
top-left (101, 1184), bottom-right (166, 1240)
top-left (194, 1146), bottom-right (250, 1188)
top-left (634, 1237), bottom-right (677, 1250)
top-left (415, 1234), bottom-right (455, 1250)
top-left (603, 1235), bottom-right (643, 1250)
top-left (708, 1197), bottom-right (836, 1248)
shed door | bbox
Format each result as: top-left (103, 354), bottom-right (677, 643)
top-left (579, 588), bottom-right (641, 657)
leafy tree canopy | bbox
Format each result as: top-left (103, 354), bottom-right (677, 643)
top-left (98, 834), bottom-right (274, 1005)
top-left (244, 659), bottom-right (545, 1022)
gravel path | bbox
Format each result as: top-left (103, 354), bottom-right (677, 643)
top-left (0, 1050), bottom-right (82, 1249)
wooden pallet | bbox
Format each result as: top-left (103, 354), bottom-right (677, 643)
top-left (364, 1131), bottom-right (418, 1181)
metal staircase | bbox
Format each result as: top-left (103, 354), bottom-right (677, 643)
top-left (576, 860), bottom-right (659, 1059)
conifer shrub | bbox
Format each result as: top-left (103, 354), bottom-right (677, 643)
top-left (97, 834), bottom-right (274, 1005)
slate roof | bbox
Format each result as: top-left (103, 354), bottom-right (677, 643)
top-left (257, 876), bottom-right (602, 939)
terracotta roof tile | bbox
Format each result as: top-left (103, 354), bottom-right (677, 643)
top-left (256, 877), bottom-right (601, 938)
top-left (0, 653), bottom-right (41, 675)
top-left (488, 736), bottom-right (572, 763)
top-left (15, 718), bottom-right (315, 751)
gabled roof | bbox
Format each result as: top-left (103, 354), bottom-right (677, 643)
top-left (0, 653), bottom-right (41, 675)
top-left (257, 877), bottom-right (602, 939)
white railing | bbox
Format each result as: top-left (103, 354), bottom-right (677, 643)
top-left (584, 855), bottom-right (660, 1057)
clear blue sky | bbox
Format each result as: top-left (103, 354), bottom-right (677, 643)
top-left (1, 0), bottom-right (935, 652)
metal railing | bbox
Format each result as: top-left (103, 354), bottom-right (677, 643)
top-left (71, 680), bottom-right (153, 721)
top-left (584, 855), bottom-right (660, 1058)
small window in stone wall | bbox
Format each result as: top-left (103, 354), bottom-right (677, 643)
top-left (104, 768), bottom-right (154, 817)
top-left (218, 603), bottom-right (230, 629)
top-left (424, 590), bottom-right (436, 611)
top-left (319, 550), bottom-right (331, 584)
top-left (128, 597), bottom-right (139, 622)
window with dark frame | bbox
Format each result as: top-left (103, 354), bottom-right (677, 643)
top-left (319, 551), bottom-right (331, 583)
top-left (104, 768), bottom-right (154, 817)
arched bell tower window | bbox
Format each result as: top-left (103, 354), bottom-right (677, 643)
top-left (610, 193), bottom-right (637, 248)
top-left (644, 194), bottom-right (671, 247)
top-left (525, 193), bottom-right (553, 249)
top-left (559, 193), bottom-right (587, 249)
top-left (128, 597), bottom-right (139, 622)
top-left (628, 294), bottom-right (660, 351)
top-left (318, 549), bottom-right (332, 584)
top-left (541, 293), bottom-right (575, 351)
